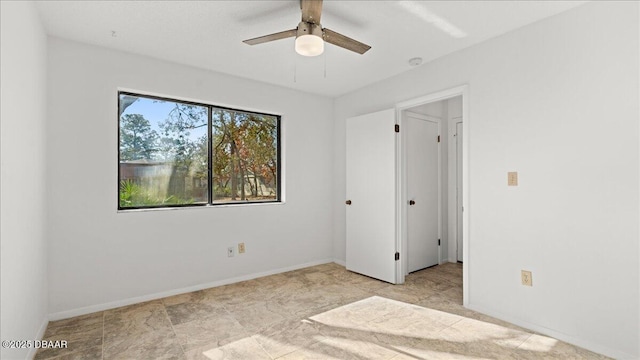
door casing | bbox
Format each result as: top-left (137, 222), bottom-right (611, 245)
top-left (456, 120), bottom-right (463, 262)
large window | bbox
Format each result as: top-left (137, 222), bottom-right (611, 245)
top-left (118, 92), bottom-right (280, 210)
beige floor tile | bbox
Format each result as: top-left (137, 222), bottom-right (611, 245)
top-left (35, 262), bottom-right (611, 360)
top-left (103, 328), bottom-right (184, 360)
top-left (310, 299), bottom-right (388, 328)
top-left (252, 273), bottom-right (308, 297)
top-left (172, 311), bottom-right (249, 352)
top-left (514, 334), bottom-right (611, 359)
top-left (440, 285), bottom-right (463, 303)
top-left (202, 279), bottom-right (265, 305)
top-left (185, 337), bottom-right (271, 360)
top-left (324, 283), bottom-right (372, 303)
top-left (387, 299), bottom-right (465, 326)
top-left (162, 290), bottom-right (210, 307)
top-left (311, 296), bottom-right (440, 327)
top-left (301, 271), bottom-right (342, 286)
top-left (311, 297), bottom-right (464, 350)
top-left (367, 308), bottom-right (462, 339)
top-left (350, 276), bottom-right (393, 292)
top-left (417, 294), bottom-right (528, 332)
top-left (273, 296), bottom-right (329, 319)
top-left (102, 300), bottom-right (179, 360)
top-left (103, 300), bottom-right (173, 336)
top-left (225, 299), bottom-right (289, 332)
top-left (165, 301), bottom-right (227, 325)
top-left (40, 345), bottom-right (103, 360)
top-left (374, 282), bottom-right (437, 303)
top-left (278, 336), bottom-right (399, 360)
top-left (252, 318), bottom-right (326, 358)
top-left (293, 302), bottom-right (355, 322)
top-left (270, 287), bottom-right (344, 318)
top-left (392, 341), bottom-right (521, 360)
top-left (436, 317), bottom-right (532, 349)
top-left (40, 312), bottom-right (103, 338)
top-left (34, 312), bottom-right (103, 360)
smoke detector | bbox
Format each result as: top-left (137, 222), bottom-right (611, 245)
top-left (408, 57), bottom-right (423, 66)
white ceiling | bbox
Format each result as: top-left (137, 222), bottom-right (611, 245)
top-left (35, 1), bottom-right (586, 98)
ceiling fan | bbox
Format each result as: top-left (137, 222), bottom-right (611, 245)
top-left (243, 0), bottom-right (371, 57)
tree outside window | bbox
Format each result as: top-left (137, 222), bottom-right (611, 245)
top-left (118, 93), bottom-right (280, 209)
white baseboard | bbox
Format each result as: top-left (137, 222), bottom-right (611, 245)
top-left (466, 303), bottom-right (637, 360)
top-left (26, 316), bottom-right (49, 359)
top-left (49, 258), bottom-right (335, 321)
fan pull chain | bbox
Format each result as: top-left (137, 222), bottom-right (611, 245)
top-left (324, 52), bottom-right (327, 78)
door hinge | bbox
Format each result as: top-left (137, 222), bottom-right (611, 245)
top-left (437, 135), bottom-right (441, 142)
top-left (395, 252), bottom-right (400, 261)
top-left (395, 124), bottom-right (400, 133)
top-left (438, 239), bottom-right (441, 246)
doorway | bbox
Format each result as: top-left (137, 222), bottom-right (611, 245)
top-left (402, 97), bottom-right (462, 272)
top-left (344, 85), bottom-right (468, 298)
top-left (396, 87), bottom-right (467, 302)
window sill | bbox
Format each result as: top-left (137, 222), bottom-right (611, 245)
top-left (117, 201), bottom-right (285, 213)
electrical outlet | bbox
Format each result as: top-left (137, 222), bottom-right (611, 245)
top-left (521, 270), bottom-right (532, 286)
top-left (227, 246), bottom-right (235, 257)
top-left (238, 243), bottom-right (246, 254)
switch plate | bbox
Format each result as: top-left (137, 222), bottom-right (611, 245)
top-left (521, 270), bottom-right (532, 286)
top-left (227, 246), bottom-right (235, 257)
top-left (238, 243), bottom-right (246, 254)
top-left (508, 172), bottom-right (518, 186)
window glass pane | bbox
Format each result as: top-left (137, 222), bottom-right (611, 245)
top-left (119, 94), bottom-right (208, 208)
top-left (211, 108), bottom-right (279, 203)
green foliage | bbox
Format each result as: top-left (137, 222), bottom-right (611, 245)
top-left (213, 184), bottom-right (231, 198)
top-left (119, 114), bottom-right (159, 161)
top-left (119, 180), bottom-right (194, 208)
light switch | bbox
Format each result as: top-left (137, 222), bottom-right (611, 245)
top-left (508, 172), bottom-right (518, 186)
top-left (521, 270), bottom-right (532, 286)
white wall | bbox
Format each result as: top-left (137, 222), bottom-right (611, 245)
top-left (333, 2), bottom-right (639, 359)
top-left (47, 38), bottom-right (335, 317)
top-left (0, 1), bottom-right (49, 359)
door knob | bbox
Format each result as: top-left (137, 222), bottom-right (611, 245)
top-left (409, 200), bottom-right (416, 205)
top-left (346, 200), bottom-right (352, 205)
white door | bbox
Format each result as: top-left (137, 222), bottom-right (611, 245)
top-left (406, 114), bottom-right (440, 273)
top-left (456, 121), bottom-right (463, 262)
top-left (346, 109), bottom-right (397, 284)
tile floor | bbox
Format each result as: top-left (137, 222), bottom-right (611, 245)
top-left (35, 262), bottom-right (609, 359)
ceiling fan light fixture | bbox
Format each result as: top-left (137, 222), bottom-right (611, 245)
top-left (295, 34), bottom-right (324, 56)
top-left (295, 21), bottom-right (324, 57)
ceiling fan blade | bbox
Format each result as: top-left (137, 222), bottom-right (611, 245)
top-left (243, 29), bottom-right (297, 45)
top-left (301, 0), bottom-right (322, 24)
top-left (322, 28), bottom-right (371, 54)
